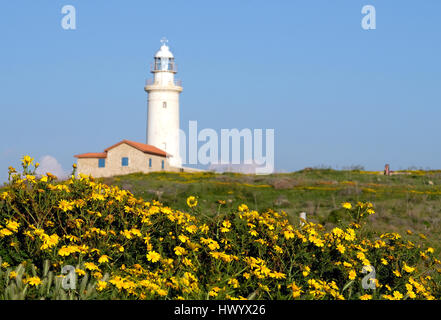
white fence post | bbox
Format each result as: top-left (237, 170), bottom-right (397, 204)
top-left (299, 212), bottom-right (307, 226)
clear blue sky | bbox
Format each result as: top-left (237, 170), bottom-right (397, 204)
top-left (1, 1), bottom-right (440, 182)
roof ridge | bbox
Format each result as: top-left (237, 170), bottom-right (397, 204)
top-left (104, 140), bottom-right (169, 157)
top-left (74, 152), bottom-right (107, 159)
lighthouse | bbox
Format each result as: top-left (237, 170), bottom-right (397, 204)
top-left (145, 38), bottom-right (182, 168)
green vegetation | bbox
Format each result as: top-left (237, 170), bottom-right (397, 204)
top-left (103, 169), bottom-right (441, 251)
top-left (1, 158), bottom-right (441, 300)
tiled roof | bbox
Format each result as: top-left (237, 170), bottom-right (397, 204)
top-left (74, 152), bottom-right (107, 159)
top-left (74, 140), bottom-right (168, 159)
top-left (104, 140), bottom-right (168, 157)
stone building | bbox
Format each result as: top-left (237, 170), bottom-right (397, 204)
top-left (74, 140), bottom-right (171, 178)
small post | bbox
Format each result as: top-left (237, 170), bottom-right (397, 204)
top-left (384, 164), bottom-right (390, 176)
top-left (299, 212), bottom-right (307, 226)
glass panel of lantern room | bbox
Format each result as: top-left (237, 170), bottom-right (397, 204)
top-left (160, 57), bottom-right (169, 71)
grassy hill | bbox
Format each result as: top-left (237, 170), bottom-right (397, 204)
top-left (103, 169), bottom-right (441, 250)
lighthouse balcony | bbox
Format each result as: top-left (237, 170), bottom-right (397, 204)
top-left (145, 78), bottom-right (182, 87)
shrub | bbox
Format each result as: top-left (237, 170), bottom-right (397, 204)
top-left (0, 156), bottom-right (440, 300)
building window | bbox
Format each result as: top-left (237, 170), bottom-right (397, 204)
top-left (161, 160), bottom-right (164, 169)
top-left (98, 158), bottom-right (105, 168)
top-left (122, 157), bottom-right (129, 167)
top-left (149, 158), bottom-right (152, 168)
top-left (163, 101), bottom-right (167, 108)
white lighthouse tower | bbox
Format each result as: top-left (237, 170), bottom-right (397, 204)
top-left (145, 38), bottom-right (182, 168)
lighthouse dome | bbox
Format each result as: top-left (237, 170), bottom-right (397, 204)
top-left (155, 44), bottom-right (174, 59)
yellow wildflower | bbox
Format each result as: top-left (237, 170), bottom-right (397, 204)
top-left (21, 155), bottom-right (34, 166)
top-left (96, 280), bottom-right (107, 291)
top-left (342, 202), bottom-right (352, 209)
top-left (5, 220), bottom-right (20, 233)
top-left (26, 277), bottom-right (41, 286)
top-left (84, 262), bottom-right (99, 271)
top-left (403, 263), bottom-right (415, 273)
top-left (288, 282), bottom-right (303, 298)
top-left (336, 244), bottom-right (346, 254)
top-left (348, 270), bottom-right (356, 280)
top-left (98, 255), bottom-right (111, 264)
top-left (238, 204), bottom-right (248, 212)
top-left (75, 269), bottom-right (86, 276)
top-left (146, 251), bottom-right (161, 263)
top-left (302, 266), bottom-right (310, 277)
top-left (392, 291), bottom-right (403, 300)
top-left (174, 246), bottom-right (187, 256)
top-left (208, 287), bottom-right (221, 297)
top-left (58, 200), bottom-right (73, 212)
top-left (186, 196), bottom-right (198, 208)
